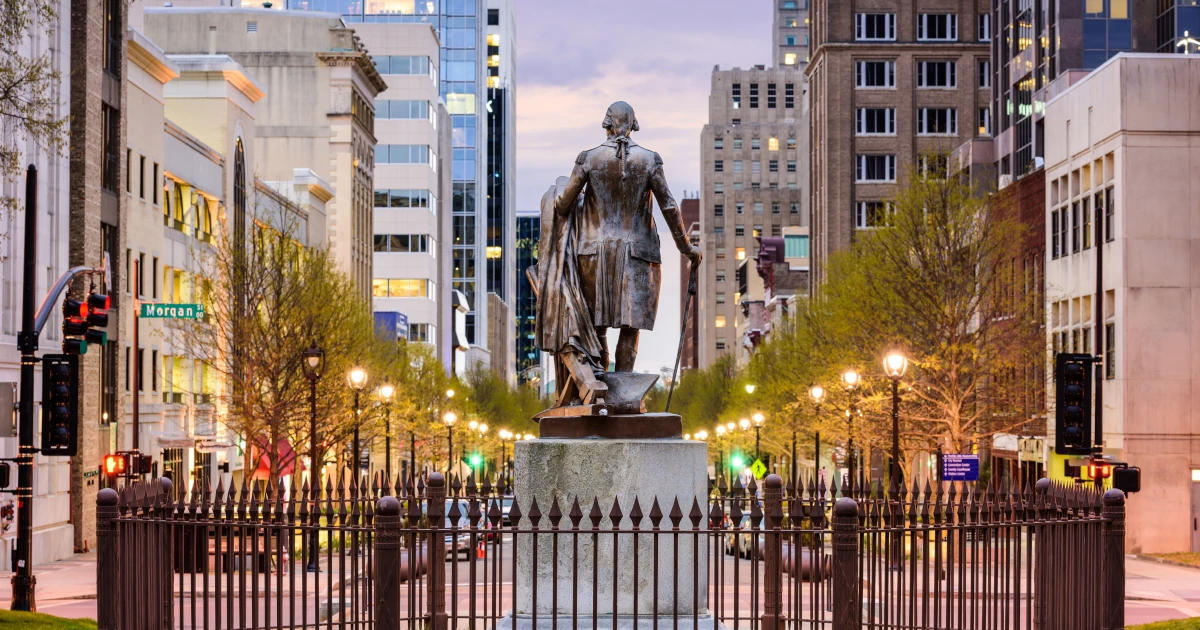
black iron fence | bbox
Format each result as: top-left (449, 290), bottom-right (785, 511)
top-left (96, 471), bottom-right (1125, 630)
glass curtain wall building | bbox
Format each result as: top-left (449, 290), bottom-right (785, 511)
top-left (291, 0), bottom-right (488, 347)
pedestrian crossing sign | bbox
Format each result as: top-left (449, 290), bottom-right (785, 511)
top-left (750, 459), bottom-right (767, 479)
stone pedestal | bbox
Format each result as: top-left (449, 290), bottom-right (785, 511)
top-left (511, 437), bottom-right (710, 621)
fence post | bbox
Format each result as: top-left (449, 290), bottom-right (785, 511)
top-left (1101, 488), bottom-right (1126, 630)
top-left (375, 495), bottom-right (402, 630)
top-left (427, 472), bottom-right (447, 630)
top-left (832, 497), bottom-right (859, 630)
top-left (96, 488), bottom-right (119, 630)
top-left (761, 474), bottom-right (785, 630)
top-left (1034, 477), bottom-right (1050, 630)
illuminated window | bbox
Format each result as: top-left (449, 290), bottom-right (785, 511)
top-left (768, 137), bottom-right (779, 151)
top-left (487, 33), bottom-right (500, 46)
top-left (715, 315), bottom-right (727, 328)
top-left (735, 247), bottom-right (746, 261)
top-left (486, 246), bottom-right (502, 259)
top-left (487, 76), bottom-right (499, 89)
top-left (446, 94), bottom-right (476, 115)
top-left (784, 53), bottom-right (797, 65)
top-left (487, 55), bottom-right (500, 68)
top-left (373, 279), bottom-right (431, 297)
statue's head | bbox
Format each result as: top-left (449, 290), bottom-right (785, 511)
top-left (602, 101), bottom-right (639, 138)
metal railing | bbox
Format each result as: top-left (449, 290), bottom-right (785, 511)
top-left (96, 470), bottom-right (1125, 630)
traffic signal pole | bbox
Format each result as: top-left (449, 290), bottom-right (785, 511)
top-left (132, 259), bottom-right (140, 473)
top-left (13, 165), bottom-right (39, 611)
top-left (12, 165), bottom-right (107, 610)
top-left (1094, 188), bottom-right (1105, 489)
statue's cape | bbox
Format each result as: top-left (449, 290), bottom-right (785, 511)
top-left (532, 180), bottom-right (602, 368)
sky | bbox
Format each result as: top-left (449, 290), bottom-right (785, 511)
top-left (512, 0), bottom-right (773, 375)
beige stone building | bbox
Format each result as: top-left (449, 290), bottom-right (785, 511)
top-left (806, 0), bottom-right (991, 283)
top-left (1042, 54), bottom-right (1200, 553)
top-left (773, 0), bottom-right (811, 70)
top-left (697, 65), bottom-right (808, 367)
top-left (144, 7), bottom-right (387, 299)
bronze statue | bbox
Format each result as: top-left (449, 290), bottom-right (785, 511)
top-left (530, 102), bottom-right (701, 418)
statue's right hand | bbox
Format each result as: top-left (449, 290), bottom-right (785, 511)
top-left (687, 245), bottom-right (703, 270)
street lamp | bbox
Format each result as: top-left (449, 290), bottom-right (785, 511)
top-left (498, 429), bottom-right (513, 484)
top-left (883, 351), bottom-right (909, 488)
top-left (477, 423), bottom-right (489, 476)
top-left (524, 433), bottom-right (535, 441)
top-left (745, 384), bottom-right (756, 394)
top-left (301, 342), bottom-right (324, 574)
top-left (714, 424), bottom-right (727, 472)
top-left (443, 411), bottom-right (457, 476)
top-left (378, 383), bottom-right (396, 481)
top-left (841, 369), bottom-right (860, 487)
top-left (809, 385), bottom-right (825, 485)
top-left (695, 430), bottom-right (708, 441)
top-left (751, 412), bottom-right (764, 462)
top-left (347, 367), bottom-right (368, 478)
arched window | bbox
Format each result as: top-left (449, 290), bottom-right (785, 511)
top-left (233, 138), bottom-right (246, 251)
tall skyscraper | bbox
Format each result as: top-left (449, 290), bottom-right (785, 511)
top-left (697, 65), bottom-right (808, 367)
top-left (991, 0), bottom-right (1158, 183)
top-left (486, 0), bottom-right (517, 381)
top-left (774, 0), bottom-right (811, 70)
top-left (807, 0), bottom-right (991, 284)
top-left (514, 212), bottom-right (539, 384)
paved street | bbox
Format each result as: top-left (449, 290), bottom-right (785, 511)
top-left (1, 547), bottom-right (1197, 626)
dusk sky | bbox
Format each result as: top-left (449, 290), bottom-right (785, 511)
top-left (512, 0), bottom-right (774, 374)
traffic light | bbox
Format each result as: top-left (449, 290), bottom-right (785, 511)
top-left (1113, 465), bottom-right (1141, 493)
top-left (730, 454), bottom-right (745, 470)
top-left (468, 452), bottom-right (483, 469)
top-left (40, 354), bottom-right (78, 456)
top-left (86, 293), bottom-right (110, 346)
top-left (1088, 461), bottom-right (1111, 480)
top-left (102, 454), bottom-right (126, 478)
top-left (1054, 353), bottom-right (1093, 456)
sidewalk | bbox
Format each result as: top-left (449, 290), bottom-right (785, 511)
top-left (1125, 555), bottom-right (1200, 626)
top-left (0, 553), bottom-right (98, 619)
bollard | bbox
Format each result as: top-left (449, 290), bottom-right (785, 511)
top-left (426, 472), bottom-right (447, 630)
top-left (375, 495), bottom-right (403, 630)
top-left (1101, 488), bottom-right (1126, 630)
top-left (96, 488), bottom-right (120, 630)
top-left (831, 497), bottom-right (859, 630)
top-left (760, 474), bottom-right (786, 630)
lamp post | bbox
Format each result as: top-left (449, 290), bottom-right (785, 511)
top-left (809, 385), bottom-right (825, 484)
top-left (347, 367), bottom-right (368, 477)
top-left (715, 424), bottom-right (727, 473)
top-left (443, 411), bottom-right (457, 476)
top-left (475, 423), bottom-right (489, 476)
top-left (378, 383), bottom-right (396, 481)
top-left (302, 343), bottom-right (324, 574)
top-left (745, 384), bottom-right (755, 395)
top-left (883, 351), bottom-right (909, 488)
top-left (498, 429), bottom-right (513, 484)
top-left (841, 369), bottom-right (860, 487)
top-left (752, 412), bottom-right (764, 463)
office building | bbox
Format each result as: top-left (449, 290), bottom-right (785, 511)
top-left (991, 0), bottom-right (1158, 183)
top-left (1042, 54), bottom-right (1200, 553)
top-left (697, 65), bottom-right (808, 367)
top-left (806, 0), bottom-right (991, 284)
top-left (144, 7), bottom-right (387, 300)
top-left (678, 198), bottom-right (700, 371)
top-left (486, 0), bottom-right (517, 381)
top-left (515, 212), bottom-right (540, 384)
top-left (355, 22), bottom-right (455, 364)
top-left (774, 0), bottom-right (811, 70)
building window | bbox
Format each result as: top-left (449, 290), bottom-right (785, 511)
top-left (733, 161), bottom-right (743, 173)
top-left (771, 225), bottom-right (781, 236)
top-left (714, 183), bottom-right (724, 194)
top-left (785, 83), bottom-right (795, 108)
top-left (735, 247), bottom-right (746, 260)
top-left (978, 13), bottom-right (991, 41)
top-left (790, 202), bottom-right (799, 214)
top-left (787, 137), bottom-right (796, 149)
top-left (787, 160), bottom-right (796, 172)
top-left (856, 108), bottom-right (896, 135)
top-left (375, 189), bottom-right (433, 210)
top-left (917, 61), bottom-right (957, 88)
top-left (714, 138), bottom-right (724, 150)
top-left (152, 163), bottom-right (160, 205)
top-left (856, 201), bottom-right (891, 228)
top-left (1105, 323), bottom-right (1116, 379)
top-left (716, 247), bottom-right (726, 259)
top-left (753, 202), bottom-right (763, 214)
top-left (768, 137), bottom-right (779, 151)
top-left (767, 83), bottom-right (777, 108)
top-left (749, 83), bottom-right (759, 108)
top-left (785, 35), bottom-right (797, 46)
top-left (716, 270), bottom-right (726, 282)
top-left (714, 203), bottom-right (724, 217)
top-left (377, 144), bottom-right (434, 165)
top-left (855, 155), bottom-right (896, 182)
top-left (733, 138), bottom-right (743, 150)
top-left (373, 55), bottom-right (434, 76)
top-left (785, 234), bottom-right (809, 258)
top-left (917, 13), bottom-right (958, 41)
top-left (735, 202), bottom-right (744, 214)
top-left (714, 226), bottom-right (725, 237)
top-left (735, 225), bottom-right (745, 237)
top-left (772, 202), bottom-right (780, 214)
top-left (1105, 186), bottom-right (1114, 242)
top-left (769, 160), bottom-right (778, 173)
top-left (137, 349), bottom-right (145, 391)
top-left (714, 160), bottom-right (724, 173)
top-left (138, 155), bottom-right (146, 199)
top-left (752, 161), bottom-right (761, 174)
top-left (979, 107), bottom-right (991, 136)
top-left (372, 278), bottom-right (434, 298)
top-left (855, 61), bottom-right (896, 88)
top-left (1071, 201), bottom-right (1081, 253)
top-left (374, 234), bottom-right (433, 253)
top-left (732, 83), bottom-right (741, 109)
top-left (716, 293), bottom-right (726, 305)
top-left (784, 53), bottom-right (797, 65)
top-left (978, 60), bottom-right (991, 88)
top-left (1081, 197), bottom-right (1092, 249)
top-left (919, 154), bottom-right (948, 178)
top-left (917, 108), bottom-right (958, 135)
top-left (855, 13), bottom-right (896, 41)
top-left (716, 338), bottom-right (727, 351)
top-left (751, 138), bottom-right (761, 150)
top-left (731, 118), bottom-right (741, 126)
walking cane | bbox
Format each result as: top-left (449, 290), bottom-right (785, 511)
top-left (666, 266), bottom-right (698, 413)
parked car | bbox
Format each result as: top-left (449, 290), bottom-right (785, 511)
top-left (423, 499), bottom-right (472, 560)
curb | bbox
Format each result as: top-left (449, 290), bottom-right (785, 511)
top-left (1132, 554), bottom-right (1200, 571)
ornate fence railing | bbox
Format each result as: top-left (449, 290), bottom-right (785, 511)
top-left (96, 471), bottom-right (1124, 630)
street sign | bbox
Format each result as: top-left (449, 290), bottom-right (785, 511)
top-left (139, 303), bottom-right (205, 319)
top-left (750, 459), bottom-right (767, 479)
top-left (942, 454), bottom-right (980, 481)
